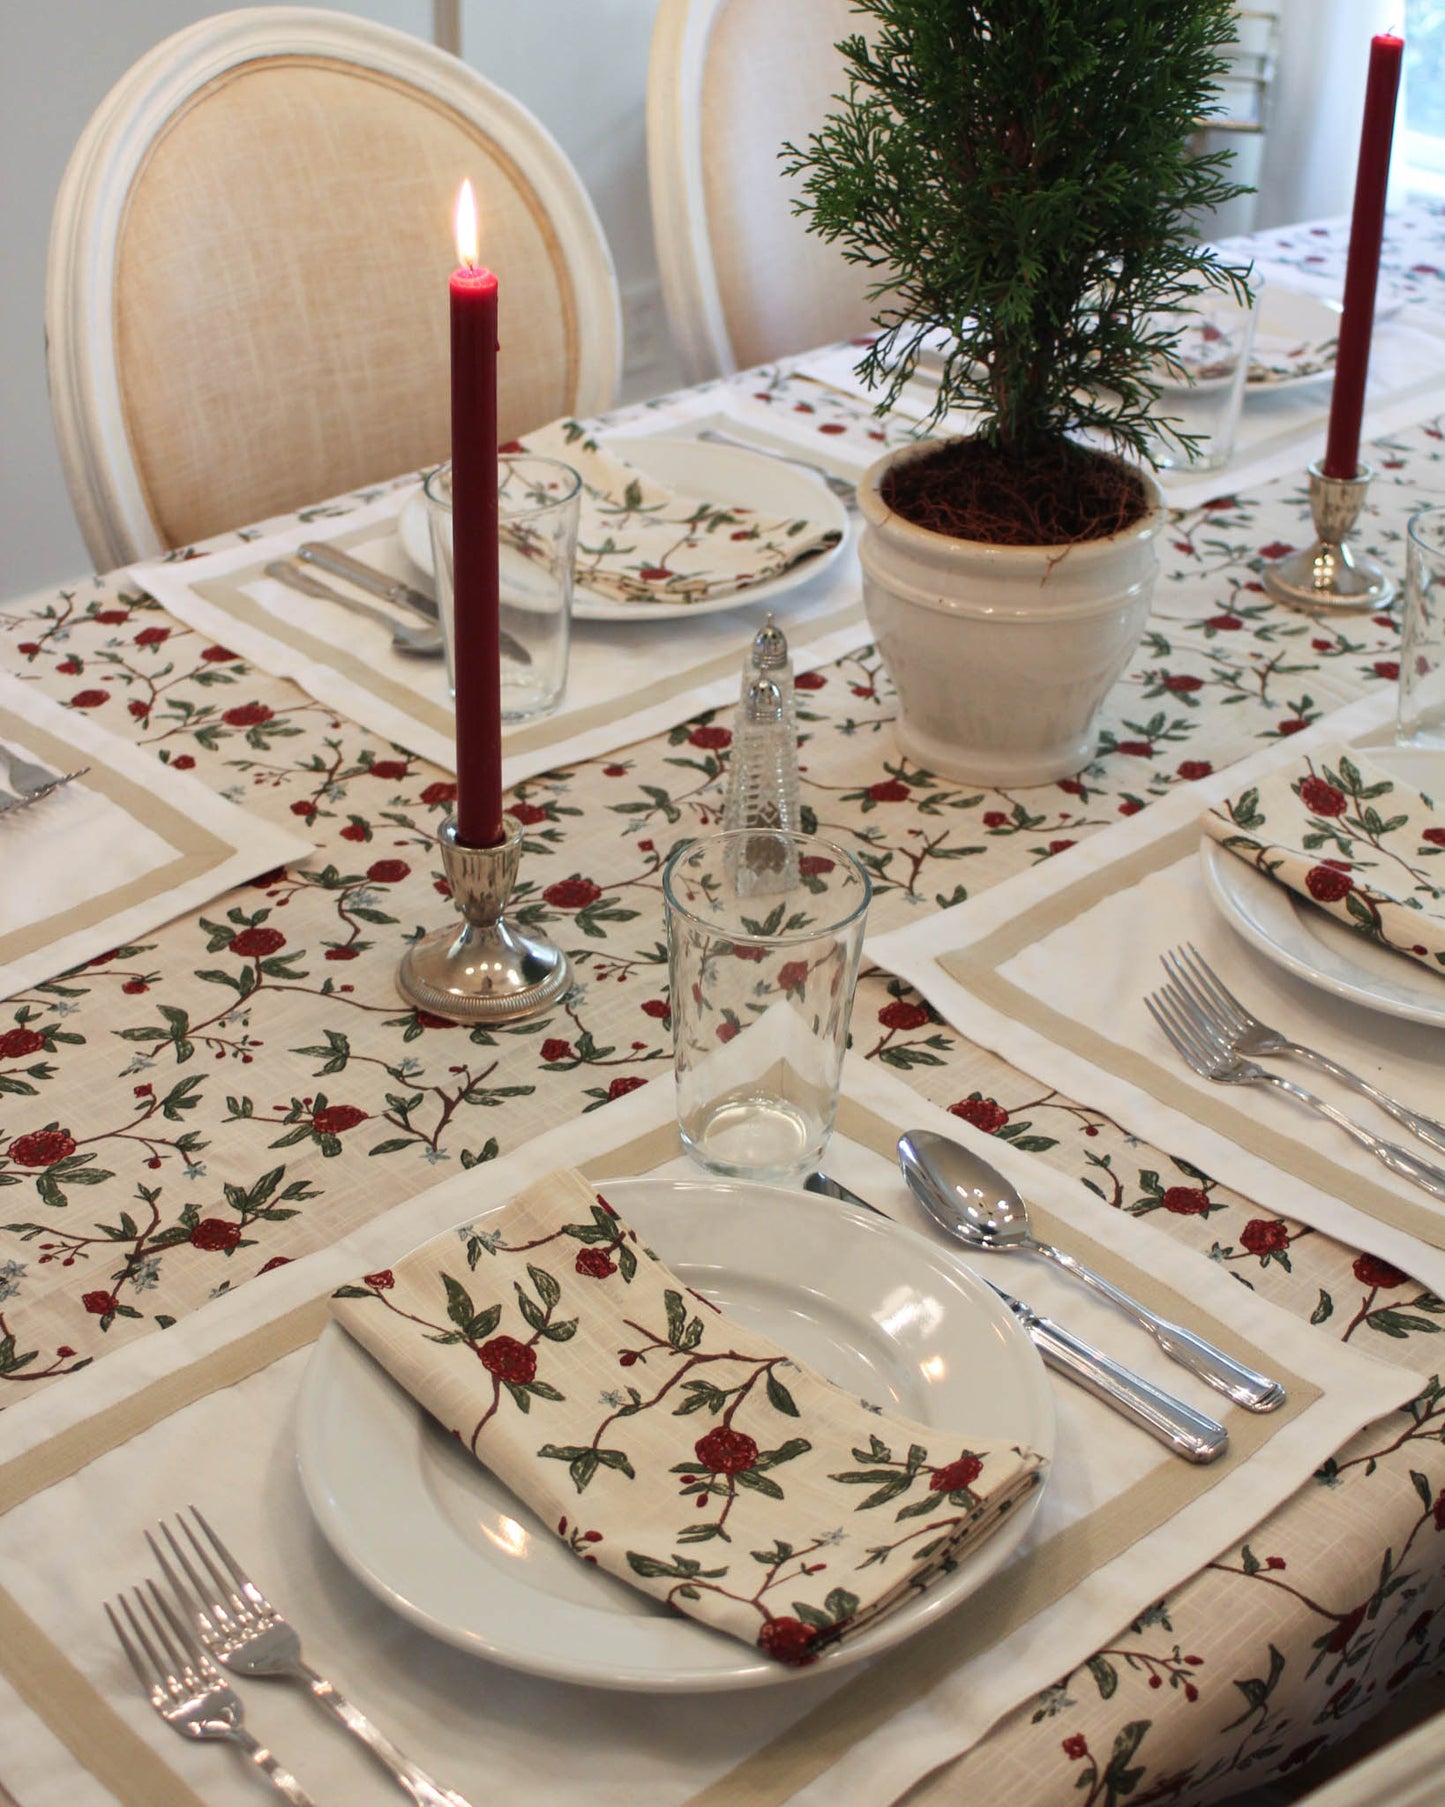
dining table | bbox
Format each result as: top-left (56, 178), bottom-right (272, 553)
top-left (2, 200), bottom-right (1445, 1807)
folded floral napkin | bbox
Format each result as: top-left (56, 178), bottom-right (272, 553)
top-left (516, 419), bottom-right (843, 608)
top-left (330, 1169), bottom-right (1045, 1665)
top-left (1203, 748), bottom-right (1445, 976)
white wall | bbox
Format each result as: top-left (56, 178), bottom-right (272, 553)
top-left (0, 0), bottom-right (678, 599)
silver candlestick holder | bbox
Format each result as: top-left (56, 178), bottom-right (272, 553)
top-left (1262, 460), bottom-right (1395, 613)
top-left (397, 815), bottom-right (570, 1023)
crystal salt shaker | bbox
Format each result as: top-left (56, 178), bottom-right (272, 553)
top-left (722, 673), bottom-right (802, 895)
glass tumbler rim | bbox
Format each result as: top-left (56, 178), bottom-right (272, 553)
top-left (423, 456), bottom-right (583, 520)
top-left (661, 830), bottom-right (872, 945)
top-left (1407, 503), bottom-right (1445, 555)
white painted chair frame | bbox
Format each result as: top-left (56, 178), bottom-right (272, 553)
top-left (47, 5), bottom-right (622, 570)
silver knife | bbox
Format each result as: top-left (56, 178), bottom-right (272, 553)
top-left (297, 543), bottom-right (533, 667)
top-left (803, 1172), bottom-right (1229, 1464)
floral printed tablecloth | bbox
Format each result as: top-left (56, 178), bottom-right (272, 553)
top-left (3, 202), bottom-right (1445, 1804)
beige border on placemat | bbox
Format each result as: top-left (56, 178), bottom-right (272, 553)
top-left (935, 827), bottom-right (1445, 1252)
top-left (189, 523), bottom-right (868, 763)
top-left (0, 707), bottom-right (232, 969)
top-left (0, 1102), bottom-right (1316, 1807)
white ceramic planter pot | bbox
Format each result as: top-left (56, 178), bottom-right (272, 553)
top-left (858, 442), bottom-right (1166, 786)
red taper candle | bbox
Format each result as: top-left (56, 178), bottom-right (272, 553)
top-left (449, 179), bottom-right (504, 847)
top-left (1322, 32), bottom-right (1403, 480)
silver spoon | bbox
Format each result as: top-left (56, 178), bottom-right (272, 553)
top-left (265, 561), bottom-right (443, 658)
top-left (897, 1128), bottom-right (1286, 1413)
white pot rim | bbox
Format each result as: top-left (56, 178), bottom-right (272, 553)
top-left (858, 437), bottom-right (1166, 573)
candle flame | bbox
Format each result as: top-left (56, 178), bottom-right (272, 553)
top-left (454, 179), bottom-right (479, 267)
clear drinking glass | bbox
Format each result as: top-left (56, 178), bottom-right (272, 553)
top-left (1401, 505), bottom-right (1445, 748)
top-left (662, 830), bottom-right (871, 1181)
top-left (424, 456), bottom-right (581, 720)
top-left (1147, 286), bottom-right (1259, 474)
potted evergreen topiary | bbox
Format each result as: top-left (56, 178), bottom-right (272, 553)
top-left (786, 0), bottom-right (1251, 784)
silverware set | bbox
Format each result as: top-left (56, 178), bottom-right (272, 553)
top-left (1147, 944), bottom-right (1445, 1200)
top-left (108, 1506), bottom-right (473, 1806)
top-left (0, 739), bottom-right (89, 818)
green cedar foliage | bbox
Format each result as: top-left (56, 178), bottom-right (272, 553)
top-left (784, 0), bottom-right (1253, 465)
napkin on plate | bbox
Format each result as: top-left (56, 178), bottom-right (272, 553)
top-left (1202, 747), bottom-right (1445, 976)
top-left (516, 419), bottom-right (843, 608)
top-left (330, 1169), bottom-right (1045, 1665)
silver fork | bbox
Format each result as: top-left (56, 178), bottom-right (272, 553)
top-left (105, 1579), bottom-right (315, 1804)
top-left (696, 427), bottom-right (859, 505)
top-left (150, 1508), bottom-right (474, 1807)
top-left (0, 741), bottom-right (90, 818)
top-left (1145, 986), bottom-right (1445, 1202)
top-left (1163, 944), bottom-right (1445, 1158)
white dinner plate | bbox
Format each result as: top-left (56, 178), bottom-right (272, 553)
top-left (1200, 743), bottom-right (1445, 1029)
top-left (1247, 288), bottom-right (1341, 388)
top-left (296, 1176), bottom-right (1053, 1692)
top-left (398, 434), bottom-right (850, 623)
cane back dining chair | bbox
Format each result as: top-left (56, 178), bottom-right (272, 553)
top-left (647, 0), bottom-right (880, 384)
top-left (46, 6), bottom-right (621, 569)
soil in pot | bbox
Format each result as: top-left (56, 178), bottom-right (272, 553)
top-left (881, 437), bottom-right (1150, 548)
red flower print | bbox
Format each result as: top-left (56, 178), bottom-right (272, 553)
top-left (56, 1345), bottom-right (76, 1358)
top-left (1423, 828), bottom-right (1445, 847)
top-left (608, 1075), bottom-right (647, 1100)
top-left (1353, 1253), bottom-right (1408, 1289)
top-left (799, 854), bottom-right (835, 876)
top-left (200, 644), bottom-right (237, 662)
top-left (879, 999), bottom-right (929, 1031)
top-left (1240, 1218), bottom-right (1289, 1256)
top-left (716, 1022), bottom-right (738, 1043)
top-left (1258, 541), bottom-right (1294, 560)
top-left (575, 1248), bottom-right (616, 1279)
top-left (229, 926), bottom-right (286, 958)
top-left (688, 725), bottom-right (732, 750)
top-left (694, 1426), bottom-right (758, 1474)
top-left (1048, 838), bottom-right (1076, 854)
top-left (250, 867), bottom-right (286, 888)
top-left (794, 670), bottom-right (827, 690)
top-left (479, 1335), bottom-right (537, 1385)
top-left (1164, 674), bottom-right (1203, 693)
top-left (776, 961), bottom-right (809, 992)
top-left (421, 780), bottom-right (458, 805)
top-left (544, 877), bottom-right (601, 910)
top-left (83, 1290), bottom-right (119, 1316)
top-left (1277, 718), bottom-right (1308, 736)
top-left (223, 702), bottom-right (273, 728)
top-left (1299, 776), bottom-right (1347, 817)
top-left (127, 700), bottom-right (150, 720)
top-left (312, 1104), bottom-right (367, 1135)
top-left (508, 801), bottom-right (548, 825)
top-left (134, 625), bottom-right (170, 646)
top-left (366, 859), bottom-right (410, 884)
top-left (869, 779), bottom-right (909, 802)
top-left (290, 799), bottom-right (316, 817)
top-left (94, 609), bottom-right (130, 625)
top-left (930, 1453), bottom-right (983, 1492)
top-left (122, 978), bottom-right (148, 994)
top-left (1063, 1735), bottom-right (1088, 1761)
top-left (541, 1038), bottom-right (573, 1062)
top-left (8, 1128), bottom-right (76, 1168)
top-left (1206, 614), bottom-right (1243, 631)
top-left (818, 422), bottom-right (846, 435)
top-left (259, 1256), bottom-right (291, 1274)
top-left (1305, 865), bottom-right (1353, 903)
top-left (190, 1218), bottom-right (242, 1252)
top-left (1057, 778), bottom-right (1085, 796)
top-left (757, 1617), bottom-right (819, 1665)
top-left (1116, 740), bottom-right (1153, 757)
top-left (1178, 760), bottom-right (1213, 781)
top-left (639, 566), bottom-right (672, 581)
top-left (640, 998), bottom-right (671, 1019)
top-left (367, 759), bottom-right (409, 780)
top-left (57, 660), bottom-right (82, 675)
top-left (364, 1270), bottom-right (395, 1290)
top-left (1162, 1186), bottom-right (1210, 1216)
top-left (732, 943), bottom-right (765, 962)
top-left (171, 754), bottom-right (196, 769)
top-left (70, 689), bottom-right (109, 709)
top-left (1374, 660), bottom-right (1400, 680)
top-left (0, 1028), bottom-right (45, 1060)
top-left (415, 1011), bottom-right (457, 1028)
top-left (1434, 1490), bottom-right (1445, 1533)
top-left (982, 810), bottom-right (1008, 828)
top-left (1118, 800), bottom-right (1143, 816)
top-left (1326, 1605), bottom-right (1365, 1654)
top-left (603, 764), bottom-right (628, 777)
top-left (15, 643), bottom-right (39, 654)
top-left (341, 824), bottom-right (367, 842)
top-left (948, 1097), bottom-right (1008, 1134)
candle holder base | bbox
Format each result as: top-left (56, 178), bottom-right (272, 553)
top-left (1262, 460), bottom-right (1395, 614)
top-left (397, 815), bottom-right (570, 1024)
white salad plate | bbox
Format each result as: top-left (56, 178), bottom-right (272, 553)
top-left (1247, 288), bottom-right (1342, 388)
top-left (397, 433), bottom-right (850, 623)
top-left (1201, 743), bottom-right (1445, 1029)
top-left (296, 1175), bottom-right (1053, 1692)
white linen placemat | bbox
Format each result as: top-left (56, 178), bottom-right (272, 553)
top-left (0, 1061), bottom-right (1419, 1807)
top-left (868, 690), bottom-right (1445, 1294)
top-left (0, 672), bottom-right (312, 1003)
